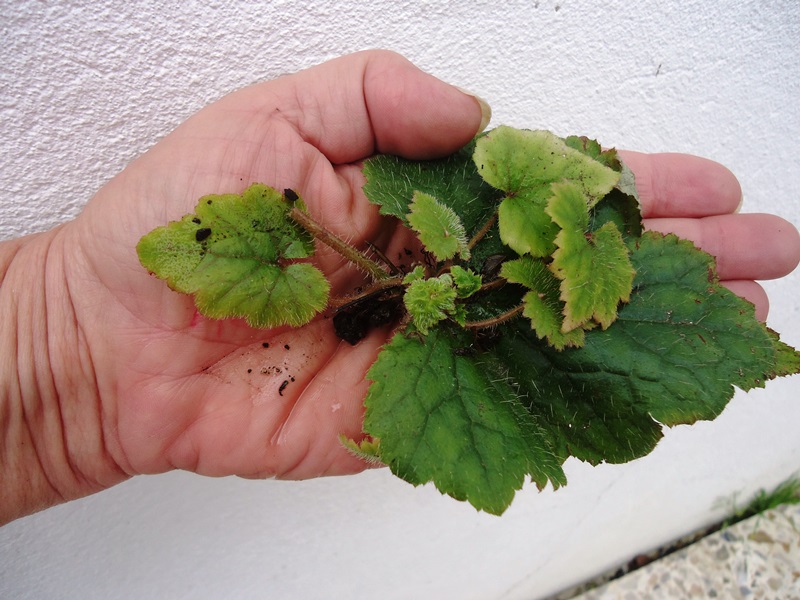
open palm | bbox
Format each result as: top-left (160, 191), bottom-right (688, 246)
top-left (51, 50), bottom-right (800, 496)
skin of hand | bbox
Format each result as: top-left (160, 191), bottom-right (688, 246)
top-left (1, 50), bottom-right (798, 526)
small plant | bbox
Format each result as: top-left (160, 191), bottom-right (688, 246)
top-left (722, 477), bottom-right (800, 528)
top-left (137, 126), bottom-right (800, 515)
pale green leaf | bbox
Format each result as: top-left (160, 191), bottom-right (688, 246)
top-left (402, 265), bottom-right (427, 284)
top-left (500, 257), bottom-right (585, 350)
top-left (450, 265), bottom-right (482, 298)
top-left (403, 274), bottom-right (458, 335)
top-left (407, 191), bottom-right (470, 261)
top-left (564, 134), bottom-right (641, 206)
top-left (474, 126), bottom-right (620, 257)
top-left (137, 184), bottom-right (329, 328)
top-left (496, 195), bottom-right (559, 257)
top-left (339, 435), bottom-right (384, 466)
top-left (546, 181), bottom-right (634, 331)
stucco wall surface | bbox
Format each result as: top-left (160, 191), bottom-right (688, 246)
top-left (1, 1), bottom-right (798, 599)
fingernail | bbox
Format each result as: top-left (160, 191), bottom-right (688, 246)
top-left (455, 86), bottom-right (492, 133)
top-left (735, 193), bottom-right (744, 213)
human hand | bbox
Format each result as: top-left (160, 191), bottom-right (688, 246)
top-left (2, 50), bottom-right (798, 524)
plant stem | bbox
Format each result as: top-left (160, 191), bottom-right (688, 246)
top-left (467, 211), bottom-right (498, 250)
top-left (476, 277), bottom-right (507, 294)
top-left (289, 207), bottom-right (390, 281)
top-left (366, 242), bottom-right (402, 275)
top-left (328, 275), bottom-right (406, 309)
top-left (464, 304), bottom-right (525, 329)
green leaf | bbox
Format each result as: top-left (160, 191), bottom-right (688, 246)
top-left (590, 188), bottom-right (644, 242)
top-left (617, 232), bottom-right (782, 420)
top-left (494, 231), bottom-right (789, 468)
top-left (486, 232), bottom-right (793, 466)
top-left (357, 127), bottom-right (800, 513)
top-left (496, 193), bottom-right (560, 257)
top-left (137, 184), bottom-right (329, 328)
top-left (475, 127), bottom-right (621, 205)
top-left (402, 265), bottom-right (427, 284)
top-left (489, 323), bottom-right (665, 465)
top-left (362, 140), bottom-right (502, 235)
top-left (473, 126), bottom-right (621, 256)
top-left (403, 274), bottom-right (459, 335)
top-left (450, 265), bottom-right (482, 298)
top-left (563, 135), bottom-right (641, 205)
top-left (547, 181), bottom-right (635, 331)
top-left (339, 435), bottom-right (384, 466)
top-left (407, 191), bottom-right (470, 261)
top-left (564, 135), bottom-right (623, 170)
top-left (500, 257), bottom-right (586, 350)
top-left (364, 328), bottom-right (566, 515)
top-left (768, 329), bottom-right (800, 377)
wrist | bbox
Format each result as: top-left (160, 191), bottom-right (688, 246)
top-left (0, 227), bottom-right (126, 525)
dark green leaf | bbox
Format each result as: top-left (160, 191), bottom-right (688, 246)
top-left (364, 328), bottom-right (566, 515)
top-left (491, 232), bottom-right (787, 467)
top-left (362, 140), bottom-right (501, 236)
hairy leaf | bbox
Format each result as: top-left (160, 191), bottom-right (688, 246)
top-left (362, 141), bottom-right (502, 236)
top-left (450, 265), bottom-right (482, 298)
top-left (407, 192), bottom-right (470, 261)
top-left (493, 232), bottom-right (791, 466)
top-left (547, 181), bottom-right (635, 331)
top-left (137, 184), bottom-right (329, 328)
top-left (473, 126), bottom-right (620, 256)
top-left (364, 328), bottom-right (566, 515)
top-left (769, 330), bottom-right (800, 377)
top-left (403, 274), bottom-right (459, 335)
top-left (339, 435), bottom-right (383, 466)
top-left (489, 324), bottom-right (665, 465)
top-left (500, 257), bottom-right (586, 349)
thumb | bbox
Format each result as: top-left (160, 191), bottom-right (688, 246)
top-left (260, 49), bottom-right (491, 163)
top-left (361, 50), bottom-right (492, 159)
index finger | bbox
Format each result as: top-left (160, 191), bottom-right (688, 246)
top-left (619, 151), bottom-right (743, 218)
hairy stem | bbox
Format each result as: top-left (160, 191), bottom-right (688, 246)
top-left (328, 275), bottom-right (406, 309)
top-left (366, 242), bottom-right (402, 275)
top-left (467, 211), bottom-right (498, 250)
top-left (464, 304), bottom-right (524, 329)
top-left (289, 207), bottom-right (390, 281)
top-left (476, 277), bottom-right (507, 294)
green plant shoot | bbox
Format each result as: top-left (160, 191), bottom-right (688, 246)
top-left (138, 126), bottom-right (800, 515)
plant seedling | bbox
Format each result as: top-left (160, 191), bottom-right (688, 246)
top-left (138, 126), bottom-right (800, 515)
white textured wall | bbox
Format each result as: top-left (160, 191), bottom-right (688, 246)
top-left (1, 1), bottom-right (798, 599)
